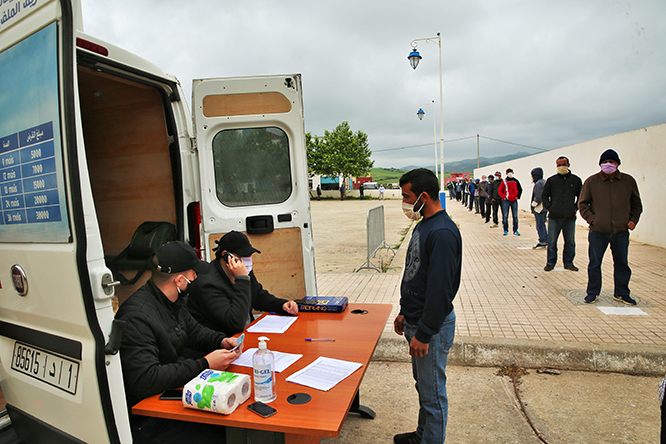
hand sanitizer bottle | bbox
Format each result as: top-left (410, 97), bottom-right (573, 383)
top-left (253, 336), bottom-right (277, 403)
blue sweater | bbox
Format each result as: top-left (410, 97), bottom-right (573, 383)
top-left (400, 210), bottom-right (462, 343)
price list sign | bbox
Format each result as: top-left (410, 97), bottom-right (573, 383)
top-left (1, 122), bottom-right (62, 226)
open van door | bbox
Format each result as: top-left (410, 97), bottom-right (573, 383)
top-left (0, 0), bottom-right (130, 442)
top-left (192, 75), bottom-right (317, 300)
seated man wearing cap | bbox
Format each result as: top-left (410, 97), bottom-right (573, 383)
top-left (187, 231), bottom-right (299, 335)
top-left (115, 241), bottom-right (240, 444)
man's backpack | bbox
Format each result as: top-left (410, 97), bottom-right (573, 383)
top-left (107, 222), bottom-right (178, 285)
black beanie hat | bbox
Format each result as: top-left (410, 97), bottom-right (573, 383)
top-left (599, 149), bottom-right (621, 165)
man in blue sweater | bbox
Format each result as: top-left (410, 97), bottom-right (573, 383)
top-left (394, 168), bottom-right (462, 444)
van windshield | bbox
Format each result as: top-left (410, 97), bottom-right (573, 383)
top-left (212, 127), bottom-right (292, 207)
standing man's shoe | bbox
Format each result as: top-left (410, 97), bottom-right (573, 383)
top-left (514, 231), bottom-right (520, 236)
top-left (584, 294), bottom-right (598, 304)
top-left (503, 231), bottom-right (508, 236)
top-left (614, 295), bottom-right (637, 306)
top-left (533, 243), bottom-right (547, 250)
top-left (544, 264), bottom-right (555, 271)
top-left (564, 264), bottom-right (579, 271)
top-left (394, 431), bottom-right (422, 444)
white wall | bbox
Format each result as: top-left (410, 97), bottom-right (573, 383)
top-left (474, 123), bottom-right (665, 248)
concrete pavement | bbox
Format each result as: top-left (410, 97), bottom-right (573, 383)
top-left (321, 362), bottom-right (661, 444)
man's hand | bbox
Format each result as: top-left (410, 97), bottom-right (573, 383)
top-left (628, 221), bottom-right (636, 230)
top-left (205, 349), bottom-right (238, 370)
top-left (226, 255), bottom-right (248, 277)
top-left (409, 337), bottom-right (429, 358)
top-left (221, 337), bottom-right (240, 352)
top-left (283, 301), bottom-right (298, 315)
top-left (394, 315), bottom-right (405, 335)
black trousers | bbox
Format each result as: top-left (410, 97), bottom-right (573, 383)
top-left (491, 200), bottom-right (501, 225)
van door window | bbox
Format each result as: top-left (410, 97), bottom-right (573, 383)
top-left (212, 127), bottom-right (292, 207)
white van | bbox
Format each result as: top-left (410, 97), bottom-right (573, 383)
top-left (0, 1), bottom-right (316, 442)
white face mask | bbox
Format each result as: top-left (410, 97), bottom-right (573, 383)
top-left (507, 172), bottom-right (514, 178)
top-left (241, 257), bottom-right (253, 273)
top-left (402, 193), bottom-right (425, 220)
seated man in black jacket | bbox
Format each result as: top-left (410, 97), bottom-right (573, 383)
top-left (187, 231), bottom-right (298, 335)
top-left (115, 241), bottom-right (240, 444)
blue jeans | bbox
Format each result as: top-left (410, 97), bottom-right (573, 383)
top-left (404, 311), bottom-right (456, 444)
top-left (534, 213), bottom-right (548, 245)
top-left (501, 200), bottom-right (518, 233)
top-left (547, 219), bottom-right (576, 266)
top-left (586, 230), bottom-right (631, 298)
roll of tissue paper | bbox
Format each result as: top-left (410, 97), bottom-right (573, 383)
top-left (183, 370), bottom-right (251, 415)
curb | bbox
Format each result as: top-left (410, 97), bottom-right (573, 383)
top-left (373, 335), bottom-right (666, 376)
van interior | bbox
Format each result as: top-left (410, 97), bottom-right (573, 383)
top-left (76, 61), bottom-right (180, 308)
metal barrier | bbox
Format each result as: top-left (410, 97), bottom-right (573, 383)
top-left (356, 205), bottom-right (396, 272)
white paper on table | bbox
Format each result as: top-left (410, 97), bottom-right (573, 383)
top-left (246, 315), bottom-right (298, 334)
top-left (285, 356), bottom-right (363, 391)
top-left (234, 349), bottom-right (303, 373)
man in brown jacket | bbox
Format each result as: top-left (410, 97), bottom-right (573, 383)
top-left (579, 149), bottom-right (642, 305)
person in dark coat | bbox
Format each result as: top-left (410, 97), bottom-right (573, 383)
top-left (115, 241), bottom-right (239, 444)
top-left (541, 156), bottom-right (583, 271)
top-left (187, 231), bottom-right (298, 335)
top-left (530, 167), bottom-right (548, 249)
top-left (579, 149), bottom-right (642, 304)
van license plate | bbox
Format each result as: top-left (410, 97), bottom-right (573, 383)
top-left (10, 342), bottom-right (79, 395)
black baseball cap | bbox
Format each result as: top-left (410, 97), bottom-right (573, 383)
top-left (154, 241), bottom-right (211, 274)
top-left (215, 231), bottom-right (261, 257)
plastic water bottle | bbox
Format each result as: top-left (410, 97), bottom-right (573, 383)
top-left (253, 336), bottom-right (277, 403)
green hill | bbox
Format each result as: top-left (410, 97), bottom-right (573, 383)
top-left (365, 168), bottom-right (408, 185)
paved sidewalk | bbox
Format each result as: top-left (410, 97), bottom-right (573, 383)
top-left (317, 197), bottom-right (666, 374)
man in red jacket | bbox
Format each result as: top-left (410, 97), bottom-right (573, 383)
top-left (579, 149), bottom-right (642, 305)
top-left (498, 168), bottom-right (523, 236)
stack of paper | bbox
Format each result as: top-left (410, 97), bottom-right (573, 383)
top-left (286, 357), bottom-right (362, 391)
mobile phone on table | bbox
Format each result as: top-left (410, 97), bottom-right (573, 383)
top-left (230, 333), bottom-right (245, 352)
top-left (159, 389), bottom-right (183, 400)
top-left (247, 401), bottom-right (277, 418)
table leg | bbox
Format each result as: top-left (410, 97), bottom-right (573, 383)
top-left (348, 390), bottom-right (375, 419)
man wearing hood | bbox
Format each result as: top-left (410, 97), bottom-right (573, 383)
top-left (542, 157), bottom-right (582, 271)
top-left (579, 149), bottom-right (642, 305)
top-left (530, 167), bottom-right (548, 249)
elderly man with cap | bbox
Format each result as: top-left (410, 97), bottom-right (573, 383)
top-left (187, 231), bottom-right (299, 335)
top-left (115, 241), bottom-right (240, 444)
top-left (579, 149), bottom-right (642, 305)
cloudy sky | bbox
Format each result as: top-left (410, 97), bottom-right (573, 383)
top-left (80, 0), bottom-right (665, 169)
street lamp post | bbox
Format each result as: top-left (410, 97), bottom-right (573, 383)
top-left (408, 32), bottom-right (445, 207)
top-left (417, 101), bottom-right (438, 180)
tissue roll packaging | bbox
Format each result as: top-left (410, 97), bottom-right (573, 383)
top-left (183, 370), bottom-right (251, 415)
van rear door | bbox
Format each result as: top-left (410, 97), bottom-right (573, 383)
top-left (0, 0), bottom-right (129, 442)
top-left (192, 75), bottom-right (316, 299)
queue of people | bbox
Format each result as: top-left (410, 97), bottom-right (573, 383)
top-left (472, 150), bottom-right (642, 308)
